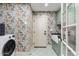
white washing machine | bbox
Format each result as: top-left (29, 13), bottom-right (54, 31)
top-left (0, 34), bottom-right (16, 56)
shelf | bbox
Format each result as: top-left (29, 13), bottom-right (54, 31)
top-left (67, 24), bottom-right (76, 27)
top-left (62, 26), bottom-right (66, 28)
top-left (62, 24), bottom-right (76, 28)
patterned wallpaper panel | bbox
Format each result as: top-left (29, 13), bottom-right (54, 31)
top-left (2, 3), bottom-right (33, 52)
top-left (14, 4), bottom-right (33, 52)
top-left (48, 12), bottom-right (57, 44)
top-left (0, 4), bottom-right (4, 23)
top-left (3, 4), bottom-right (16, 34)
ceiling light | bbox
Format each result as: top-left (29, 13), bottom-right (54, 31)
top-left (45, 3), bottom-right (48, 7)
top-left (24, 21), bottom-right (27, 25)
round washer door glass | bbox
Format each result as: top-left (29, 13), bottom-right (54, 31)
top-left (2, 39), bottom-right (16, 56)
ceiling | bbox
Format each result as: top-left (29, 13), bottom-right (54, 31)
top-left (31, 3), bottom-right (61, 12)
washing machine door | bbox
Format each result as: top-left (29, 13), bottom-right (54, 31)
top-left (2, 39), bottom-right (16, 56)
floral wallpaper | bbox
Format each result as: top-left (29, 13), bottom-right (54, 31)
top-left (0, 4), bottom-right (4, 23)
top-left (3, 4), bottom-right (16, 34)
top-left (2, 3), bottom-right (33, 52)
top-left (14, 4), bottom-right (33, 52)
top-left (48, 12), bottom-right (57, 44)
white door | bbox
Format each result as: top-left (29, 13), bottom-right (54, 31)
top-left (34, 15), bottom-right (48, 47)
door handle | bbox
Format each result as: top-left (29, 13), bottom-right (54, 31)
top-left (44, 31), bottom-right (46, 35)
top-left (68, 31), bottom-right (70, 36)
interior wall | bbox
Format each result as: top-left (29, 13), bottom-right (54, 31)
top-left (55, 10), bottom-right (61, 33)
top-left (1, 4), bottom-right (33, 53)
top-left (14, 4), bottom-right (33, 52)
top-left (56, 9), bottom-right (61, 24)
top-left (2, 4), bottom-right (16, 34)
top-left (52, 9), bottom-right (61, 56)
top-left (48, 12), bottom-right (57, 44)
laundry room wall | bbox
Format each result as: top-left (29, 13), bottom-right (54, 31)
top-left (1, 4), bottom-right (33, 53)
top-left (48, 12), bottom-right (57, 44)
top-left (0, 4), bottom-right (4, 23)
top-left (14, 4), bottom-right (33, 52)
top-left (3, 4), bottom-right (16, 34)
top-left (33, 12), bottom-right (57, 45)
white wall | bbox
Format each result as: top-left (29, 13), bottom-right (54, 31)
top-left (75, 4), bottom-right (79, 56)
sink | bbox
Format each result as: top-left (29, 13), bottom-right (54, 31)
top-left (51, 33), bottom-right (61, 44)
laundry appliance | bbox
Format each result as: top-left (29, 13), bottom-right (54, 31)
top-left (0, 34), bottom-right (16, 56)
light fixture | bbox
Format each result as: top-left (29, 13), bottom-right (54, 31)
top-left (24, 22), bottom-right (27, 24)
top-left (45, 3), bottom-right (48, 7)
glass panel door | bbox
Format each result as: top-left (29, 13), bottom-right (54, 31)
top-left (61, 3), bottom-right (76, 56)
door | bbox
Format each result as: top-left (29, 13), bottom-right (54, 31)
top-left (61, 3), bottom-right (76, 56)
top-left (34, 15), bottom-right (48, 47)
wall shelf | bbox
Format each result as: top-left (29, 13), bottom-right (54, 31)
top-left (66, 24), bottom-right (76, 27)
top-left (62, 24), bottom-right (76, 28)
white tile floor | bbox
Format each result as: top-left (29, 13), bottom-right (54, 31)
top-left (30, 48), bottom-right (57, 56)
top-left (15, 45), bottom-right (57, 56)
